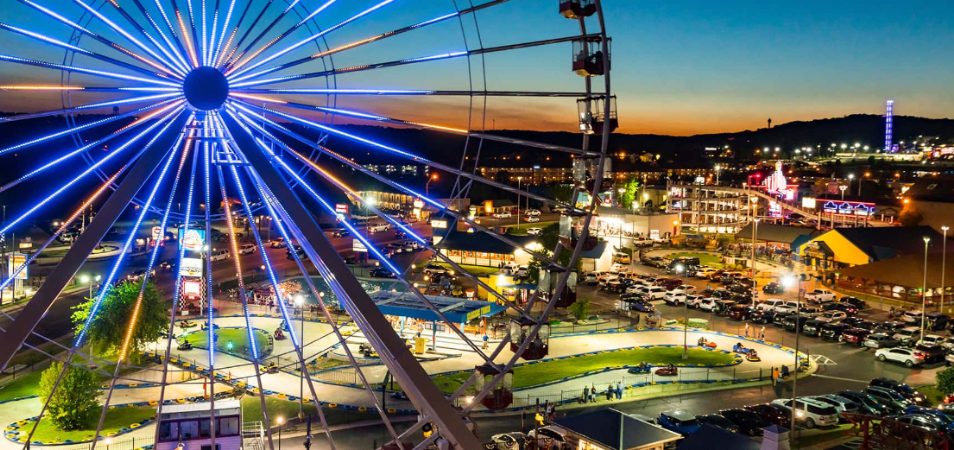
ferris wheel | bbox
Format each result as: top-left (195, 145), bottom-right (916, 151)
top-left (0, 1), bottom-right (613, 448)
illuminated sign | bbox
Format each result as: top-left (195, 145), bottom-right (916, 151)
top-left (7, 253), bottom-right (27, 280)
top-left (152, 226), bottom-right (162, 241)
top-left (353, 239), bottom-right (368, 253)
top-left (801, 197), bottom-right (817, 209)
top-left (821, 200), bottom-right (875, 216)
top-left (178, 228), bottom-right (206, 252)
top-left (182, 279), bottom-right (201, 300)
top-left (430, 219), bottom-right (448, 229)
top-left (180, 257), bottom-right (203, 278)
top-left (335, 203), bottom-right (349, 216)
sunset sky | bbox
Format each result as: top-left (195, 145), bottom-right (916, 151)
top-left (0, 0), bottom-right (952, 136)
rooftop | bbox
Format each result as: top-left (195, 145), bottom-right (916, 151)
top-left (736, 223), bottom-right (820, 248)
top-left (833, 226), bottom-right (941, 261)
top-left (554, 408), bottom-right (682, 450)
top-left (368, 290), bottom-right (504, 323)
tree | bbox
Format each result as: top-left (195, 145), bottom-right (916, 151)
top-left (38, 362), bottom-right (99, 430)
top-left (568, 297), bottom-right (590, 321)
top-left (899, 204), bottom-right (923, 227)
top-left (938, 366), bottom-right (954, 396)
top-left (72, 280), bottom-right (168, 358)
top-left (618, 177), bottom-right (640, 210)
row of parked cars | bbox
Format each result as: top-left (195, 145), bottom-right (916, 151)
top-left (651, 378), bottom-right (938, 438)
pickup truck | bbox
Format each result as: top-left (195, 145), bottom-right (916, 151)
top-left (804, 289), bottom-right (836, 303)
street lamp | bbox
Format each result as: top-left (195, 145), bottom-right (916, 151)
top-left (781, 273), bottom-right (801, 441)
top-left (425, 172), bottom-right (439, 196)
top-left (78, 274), bottom-right (101, 299)
top-left (714, 164), bottom-right (722, 185)
top-left (516, 176), bottom-right (523, 228)
top-left (942, 226), bottom-right (949, 314)
top-left (674, 263), bottom-right (689, 359)
top-left (847, 173), bottom-right (855, 197)
top-left (294, 294), bottom-right (305, 419)
top-left (922, 237), bottom-right (931, 342)
top-left (839, 185), bottom-right (847, 201)
top-left (276, 416), bottom-right (285, 450)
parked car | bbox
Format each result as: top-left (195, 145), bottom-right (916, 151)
top-left (238, 243), bottom-right (256, 255)
top-left (837, 390), bottom-right (895, 416)
top-left (811, 394), bottom-right (860, 415)
top-left (839, 296), bottom-right (867, 310)
top-left (728, 305), bottom-right (753, 321)
top-left (783, 314), bottom-right (811, 332)
top-left (369, 267), bottom-right (396, 278)
top-left (814, 311), bottom-right (848, 324)
top-left (491, 432), bottom-right (527, 450)
top-left (947, 349), bottom-right (954, 367)
top-left (718, 408), bottom-right (769, 436)
top-left (840, 327), bottom-right (872, 346)
top-left (864, 386), bottom-right (914, 411)
top-left (269, 237), bottom-right (286, 248)
top-left (823, 302), bottom-right (859, 316)
top-left (743, 403), bottom-right (790, 427)
top-left (695, 414), bottom-right (740, 433)
top-left (770, 398), bottom-right (839, 428)
top-left (916, 344), bottom-right (945, 364)
top-left (820, 323), bottom-right (851, 341)
top-left (657, 410), bottom-right (701, 435)
top-left (762, 282), bottom-right (785, 294)
top-left (695, 267), bottom-right (717, 279)
top-left (804, 289), bottom-right (836, 303)
top-left (917, 334), bottom-right (946, 347)
top-left (892, 327), bottom-right (922, 345)
top-left (492, 211), bottom-right (512, 219)
top-left (926, 312), bottom-right (950, 331)
top-left (870, 378), bottom-right (928, 405)
top-left (774, 301), bottom-right (802, 315)
top-left (663, 291), bottom-right (687, 306)
top-left (698, 298), bottom-right (720, 312)
top-left (526, 426), bottom-right (569, 449)
top-left (802, 319), bottom-right (824, 337)
top-left (874, 347), bottom-right (925, 367)
top-left (901, 310), bottom-right (924, 324)
top-left (863, 333), bottom-right (901, 349)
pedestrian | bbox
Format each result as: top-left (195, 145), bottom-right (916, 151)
top-left (582, 386), bottom-right (589, 403)
top-left (606, 384), bottom-right (613, 401)
top-left (482, 334), bottom-right (489, 350)
top-left (589, 384), bottom-right (596, 403)
top-left (743, 322), bottom-right (750, 337)
top-left (615, 382), bottom-right (623, 400)
top-left (759, 326), bottom-right (766, 340)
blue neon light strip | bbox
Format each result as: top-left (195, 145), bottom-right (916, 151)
top-left (0, 106), bottom-right (185, 234)
top-left (0, 54), bottom-right (181, 87)
top-left (203, 117), bottom-right (215, 368)
top-left (75, 113), bottom-right (190, 345)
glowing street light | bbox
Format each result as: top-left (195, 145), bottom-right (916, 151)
top-left (942, 226), bottom-right (949, 314)
top-left (922, 237), bottom-right (931, 342)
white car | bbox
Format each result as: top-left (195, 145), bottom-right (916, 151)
top-left (492, 211), bottom-right (513, 219)
top-left (773, 301), bottom-right (802, 315)
top-left (642, 286), bottom-right (667, 301)
top-left (814, 311), bottom-right (847, 323)
top-left (524, 215), bottom-right (541, 223)
top-left (685, 295), bottom-right (705, 308)
top-left (770, 398), bottom-right (839, 428)
top-left (892, 327), bottom-right (921, 345)
top-left (238, 243), bottom-right (256, 255)
top-left (527, 227), bottom-right (543, 236)
top-left (698, 298), bottom-right (719, 312)
top-left (875, 346), bottom-right (924, 367)
top-left (804, 289), bottom-right (836, 302)
top-left (209, 249), bottom-right (230, 261)
top-left (664, 292), bottom-right (687, 306)
top-left (525, 209), bottom-right (542, 217)
top-left (901, 310), bottom-right (924, 324)
top-left (917, 334), bottom-right (946, 347)
top-left (946, 351), bottom-right (954, 367)
top-left (583, 273), bottom-right (598, 285)
top-left (670, 285), bottom-right (696, 294)
top-left (755, 299), bottom-right (786, 312)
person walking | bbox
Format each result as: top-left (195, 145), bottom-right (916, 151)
top-left (582, 385), bottom-right (589, 404)
top-left (606, 384), bottom-right (613, 401)
top-left (589, 384), bottom-right (597, 403)
top-left (759, 326), bottom-right (766, 341)
top-left (744, 322), bottom-right (750, 337)
top-left (615, 382), bottom-right (623, 400)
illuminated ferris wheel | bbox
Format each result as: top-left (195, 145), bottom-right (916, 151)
top-left (0, 1), bottom-right (612, 448)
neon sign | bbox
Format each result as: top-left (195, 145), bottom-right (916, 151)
top-left (821, 200), bottom-right (875, 216)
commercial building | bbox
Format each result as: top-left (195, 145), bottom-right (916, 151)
top-left (796, 226), bottom-right (941, 272)
top-left (902, 178), bottom-right (954, 232)
top-left (591, 207), bottom-right (681, 241)
top-left (434, 229), bottom-right (540, 268)
top-left (553, 408), bottom-right (682, 450)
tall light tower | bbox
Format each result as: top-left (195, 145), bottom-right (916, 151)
top-left (884, 100), bottom-right (894, 153)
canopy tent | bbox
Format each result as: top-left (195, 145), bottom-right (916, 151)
top-left (368, 290), bottom-right (504, 324)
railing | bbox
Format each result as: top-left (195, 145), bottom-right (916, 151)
top-left (58, 436), bottom-right (153, 450)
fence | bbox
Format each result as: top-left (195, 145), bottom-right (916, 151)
top-left (57, 436), bottom-right (152, 450)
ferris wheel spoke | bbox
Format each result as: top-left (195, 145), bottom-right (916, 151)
top-left (233, 0), bottom-right (506, 81)
top-left (220, 0), bottom-right (278, 70)
top-left (0, 21), bottom-right (180, 82)
top-left (230, 33), bottom-right (599, 87)
top-left (69, 0), bottom-right (186, 78)
top-left (224, 161), bottom-right (340, 449)
top-left (169, 2), bottom-right (201, 67)
top-left (0, 106), bottom-right (185, 238)
top-left (0, 101), bottom-right (183, 197)
top-left (212, 0), bottom-right (256, 68)
top-left (221, 110), bottom-right (482, 449)
top-left (88, 125), bottom-right (192, 450)
top-left (16, 0), bottom-right (185, 78)
top-left (233, 88), bottom-right (592, 97)
top-left (233, 94), bottom-right (599, 157)
top-left (210, 0), bottom-right (238, 66)
top-left (226, 102), bottom-right (559, 268)
top-left (226, 0), bottom-right (394, 79)
top-left (101, 0), bottom-right (193, 75)
top-left (180, 0), bottom-right (204, 65)
top-left (0, 91), bottom-right (180, 125)
top-left (0, 54), bottom-right (181, 87)
top-left (226, 0), bottom-right (335, 75)
top-left (231, 100), bottom-right (585, 217)
top-left (242, 120), bottom-right (534, 321)
top-left (0, 97), bottom-right (178, 155)
top-left (215, 164), bottom-right (276, 450)
top-left (127, 0), bottom-right (194, 73)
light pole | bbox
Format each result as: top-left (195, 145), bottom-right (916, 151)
top-left (676, 263), bottom-right (689, 359)
top-left (839, 185), bottom-right (847, 201)
top-left (781, 273), bottom-right (800, 441)
top-left (751, 218), bottom-right (760, 283)
top-left (295, 294), bottom-right (305, 419)
top-left (847, 173), bottom-right (855, 197)
top-left (922, 237), bottom-right (931, 342)
top-left (78, 274), bottom-right (101, 299)
top-left (425, 172), bottom-right (438, 196)
top-left (714, 164), bottom-right (721, 185)
top-left (276, 416), bottom-right (284, 450)
top-left (516, 176), bottom-right (523, 228)
top-left (942, 226), bottom-right (949, 314)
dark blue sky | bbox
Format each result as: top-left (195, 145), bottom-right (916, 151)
top-left (0, 0), bottom-right (951, 135)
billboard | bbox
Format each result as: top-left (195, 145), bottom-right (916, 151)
top-left (7, 253), bottom-right (27, 280)
top-left (152, 226), bottom-right (162, 241)
top-left (178, 228), bottom-right (206, 253)
top-left (801, 197), bottom-right (817, 209)
top-left (182, 279), bottom-right (201, 300)
top-left (353, 239), bottom-right (368, 253)
top-left (180, 257), bottom-right (203, 278)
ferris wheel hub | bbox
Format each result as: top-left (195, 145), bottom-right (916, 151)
top-left (183, 66), bottom-right (229, 111)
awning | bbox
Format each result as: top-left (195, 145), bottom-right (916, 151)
top-left (369, 290), bottom-right (505, 323)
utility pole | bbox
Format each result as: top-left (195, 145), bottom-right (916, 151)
top-left (942, 226), bottom-right (949, 314)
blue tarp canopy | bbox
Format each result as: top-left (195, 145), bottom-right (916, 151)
top-left (369, 290), bottom-right (505, 323)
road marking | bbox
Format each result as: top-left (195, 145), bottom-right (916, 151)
top-left (810, 354), bottom-right (837, 366)
top-left (810, 374), bottom-right (869, 384)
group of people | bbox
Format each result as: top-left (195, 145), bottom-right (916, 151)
top-left (743, 322), bottom-right (766, 340)
top-left (580, 382), bottom-right (624, 403)
top-left (769, 365), bottom-right (790, 386)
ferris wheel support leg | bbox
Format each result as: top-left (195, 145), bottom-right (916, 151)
top-left (227, 118), bottom-right (481, 450)
top-left (0, 116), bottom-right (187, 370)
